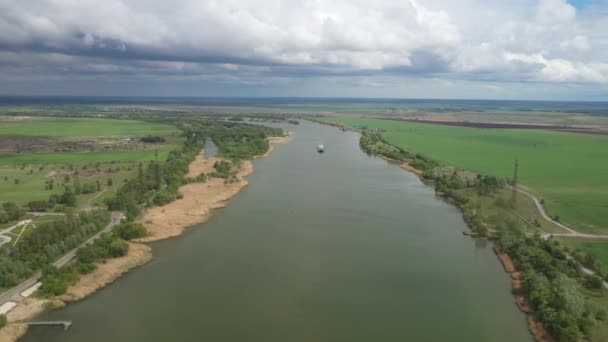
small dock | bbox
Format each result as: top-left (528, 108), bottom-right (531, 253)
top-left (27, 321), bottom-right (72, 330)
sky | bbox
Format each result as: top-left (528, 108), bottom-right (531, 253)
top-left (0, 0), bottom-right (607, 100)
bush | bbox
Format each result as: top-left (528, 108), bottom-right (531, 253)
top-left (0, 314), bottom-right (6, 328)
top-left (114, 223), bottom-right (147, 240)
top-left (27, 200), bottom-right (50, 212)
top-left (141, 136), bottom-right (167, 143)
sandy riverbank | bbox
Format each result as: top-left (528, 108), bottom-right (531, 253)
top-left (0, 133), bottom-right (290, 341)
top-left (0, 298), bottom-right (64, 342)
top-left (255, 132), bottom-right (292, 159)
top-left (137, 133), bottom-right (289, 242)
top-left (136, 157), bottom-right (253, 242)
top-left (58, 242), bottom-right (152, 302)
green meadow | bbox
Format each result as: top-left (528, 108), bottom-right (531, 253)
top-left (0, 117), bottom-right (176, 137)
top-left (322, 117), bottom-right (608, 233)
top-left (0, 150), bottom-right (170, 165)
top-left (0, 116), bottom-right (181, 206)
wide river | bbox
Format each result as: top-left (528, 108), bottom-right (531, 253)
top-left (23, 122), bottom-right (531, 341)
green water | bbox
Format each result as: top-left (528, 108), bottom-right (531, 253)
top-left (22, 122), bottom-right (531, 342)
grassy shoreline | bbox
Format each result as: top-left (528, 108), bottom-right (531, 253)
top-left (320, 117), bottom-right (608, 234)
top-left (315, 118), bottom-right (608, 342)
top-left (0, 117), bottom-right (287, 341)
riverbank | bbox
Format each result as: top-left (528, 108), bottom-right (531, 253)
top-left (136, 155), bottom-right (254, 242)
top-left (0, 298), bottom-right (64, 342)
top-left (326, 121), bottom-right (552, 341)
top-left (58, 243), bottom-right (152, 302)
top-left (494, 246), bottom-right (553, 342)
top-left (138, 132), bottom-right (291, 242)
top-left (254, 132), bottom-right (292, 159)
top-left (0, 133), bottom-right (290, 341)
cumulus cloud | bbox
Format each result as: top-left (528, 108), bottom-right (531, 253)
top-left (0, 0), bottom-right (607, 97)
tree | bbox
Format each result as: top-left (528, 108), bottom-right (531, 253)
top-left (107, 178), bottom-right (113, 187)
top-left (2, 202), bottom-right (24, 221)
top-left (59, 187), bottom-right (77, 207)
top-left (114, 223), bottom-right (147, 240)
top-left (0, 313), bottom-right (6, 328)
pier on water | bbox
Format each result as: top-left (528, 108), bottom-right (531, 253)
top-left (27, 321), bottom-right (72, 331)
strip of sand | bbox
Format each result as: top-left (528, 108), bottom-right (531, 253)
top-left (255, 132), bottom-right (292, 159)
top-left (400, 163), bottom-right (424, 176)
top-left (138, 134), bottom-right (290, 242)
top-left (58, 242), bottom-right (152, 302)
top-left (136, 158), bottom-right (253, 242)
top-left (0, 133), bottom-right (290, 341)
top-left (0, 298), bottom-right (65, 342)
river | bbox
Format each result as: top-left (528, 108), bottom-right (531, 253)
top-left (22, 121), bottom-right (532, 342)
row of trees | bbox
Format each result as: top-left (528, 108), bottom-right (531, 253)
top-left (500, 226), bottom-right (606, 341)
top-left (355, 127), bottom-right (607, 341)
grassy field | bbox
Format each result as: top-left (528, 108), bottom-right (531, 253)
top-left (0, 116), bottom-right (182, 206)
top-left (0, 116), bottom-right (176, 137)
top-left (0, 162), bottom-right (139, 205)
top-left (0, 149), bottom-right (171, 165)
top-left (559, 239), bottom-right (608, 266)
top-left (322, 117), bottom-right (608, 233)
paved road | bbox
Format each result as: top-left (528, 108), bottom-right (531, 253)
top-left (509, 186), bottom-right (608, 239)
top-left (0, 212), bottom-right (123, 307)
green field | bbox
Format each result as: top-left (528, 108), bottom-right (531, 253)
top-left (0, 162), bottom-right (139, 205)
top-left (322, 118), bottom-right (608, 233)
top-left (559, 239), bottom-right (608, 266)
top-left (0, 117), bottom-right (176, 137)
top-left (0, 150), bottom-right (171, 165)
top-left (0, 116), bottom-right (181, 206)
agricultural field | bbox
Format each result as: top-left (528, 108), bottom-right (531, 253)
top-left (321, 117), bottom-right (608, 233)
top-left (0, 116), bottom-right (176, 137)
top-left (0, 115), bottom-right (182, 208)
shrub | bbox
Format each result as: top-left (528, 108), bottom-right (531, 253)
top-left (114, 223), bottom-right (147, 240)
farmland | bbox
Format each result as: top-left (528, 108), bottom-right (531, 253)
top-left (0, 116), bottom-right (181, 206)
top-left (0, 116), bottom-right (176, 137)
top-left (321, 117), bottom-right (608, 233)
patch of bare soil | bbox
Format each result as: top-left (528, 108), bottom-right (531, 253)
top-left (0, 323), bottom-right (28, 342)
top-left (494, 246), bottom-right (516, 273)
top-left (185, 152), bottom-right (216, 179)
top-left (6, 298), bottom-right (62, 323)
top-left (58, 242), bottom-right (152, 302)
top-left (0, 298), bottom-right (64, 342)
top-left (400, 163), bottom-right (424, 176)
top-left (528, 317), bottom-right (555, 342)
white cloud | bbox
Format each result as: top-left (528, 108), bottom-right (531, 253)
top-left (505, 52), bottom-right (608, 83)
top-left (0, 0), bottom-right (608, 97)
top-left (560, 35), bottom-right (590, 53)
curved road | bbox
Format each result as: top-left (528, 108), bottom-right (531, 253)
top-left (509, 186), bottom-right (608, 239)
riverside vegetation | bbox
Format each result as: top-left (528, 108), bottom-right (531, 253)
top-left (0, 114), bottom-right (283, 328)
top-left (345, 126), bottom-right (608, 341)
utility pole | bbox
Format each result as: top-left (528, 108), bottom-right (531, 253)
top-left (512, 159), bottom-right (519, 202)
top-left (155, 149), bottom-right (161, 190)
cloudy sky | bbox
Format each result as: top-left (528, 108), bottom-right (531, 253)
top-left (1, 0), bottom-right (607, 100)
